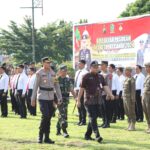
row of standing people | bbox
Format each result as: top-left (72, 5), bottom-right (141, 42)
top-left (0, 64), bottom-right (37, 118)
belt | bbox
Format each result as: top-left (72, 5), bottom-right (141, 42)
top-left (40, 87), bottom-right (53, 91)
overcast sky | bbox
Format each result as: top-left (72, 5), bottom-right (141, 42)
top-left (0, 0), bottom-right (135, 29)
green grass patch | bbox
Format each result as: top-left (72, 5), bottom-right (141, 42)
top-left (0, 99), bottom-right (150, 150)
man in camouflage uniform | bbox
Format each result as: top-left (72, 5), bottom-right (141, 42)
top-left (123, 67), bottom-right (136, 131)
top-left (142, 62), bottom-right (150, 134)
top-left (31, 57), bottom-right (62, 144)
top-left (56, 65), bottom-right (76, 138)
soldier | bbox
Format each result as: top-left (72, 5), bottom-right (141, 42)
top-left (0, 65), bottom-right (9, 117)
top-left (123, 67), bottom-right (136, 131)
top-left (142, 62), bottom-right (150, 134)
top-left (77, 60), bottom-right (114, 143)
top-left (31, 57), bottom-right (62, 144)
top-left (56, 65), bottom-right (76, 138)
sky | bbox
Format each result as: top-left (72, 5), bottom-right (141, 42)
top-left (0, 0), bottom-right (136, 29)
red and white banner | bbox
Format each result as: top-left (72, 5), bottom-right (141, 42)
top-left (73, 15), bottom-right (150, 69)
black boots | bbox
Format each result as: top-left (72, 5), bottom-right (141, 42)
top-left (44, 133), bottom-right (55, 144)
top-left (38, 132), bottom-right (55, 144)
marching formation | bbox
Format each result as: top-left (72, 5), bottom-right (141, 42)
top-left (0, 58), bottom-right (150, 144)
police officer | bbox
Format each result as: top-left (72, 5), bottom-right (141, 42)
top-left (77, 60), bottom-right (114, 143)
top-left (31, 57), bottom-right (62, 144)
top-left (56, 65), bottom-right (76, 138)
top-left (0, 65), bottom-right (9, 117)
top-left (142, 62), bottom-right (150, 134)
top-left (123, 67), bottom-right (136, 131)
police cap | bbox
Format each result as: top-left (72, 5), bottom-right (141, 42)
top-left (90, 60), bottom-right (99, 67)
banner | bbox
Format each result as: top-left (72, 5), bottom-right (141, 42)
top-left (73, 15), bottom-right (150, 69)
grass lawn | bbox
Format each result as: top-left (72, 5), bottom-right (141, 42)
top-left (0, 99), bottom-right (150, 150)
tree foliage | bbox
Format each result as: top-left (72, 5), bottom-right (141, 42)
top-left (0, 17), bottom-right (73, 64)
top-left (120, 0), bottom-right (150, 17)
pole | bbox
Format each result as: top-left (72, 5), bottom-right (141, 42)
top-left (32, 0), bottom-right (35, 62)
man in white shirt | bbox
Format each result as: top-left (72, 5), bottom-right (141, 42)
top-left (109, 64), bottom-right (120, 123)
top-left (26, 67), bottom-right (36, 116)
top-left (134, 65), bottom-right (145, 122)
top-left (15, 64), bottom-right (28, 118)
top-left (0, 65), bottom-right (9, 117)
top-left (74, 60), bottom-right (88, 125)
top-left (116, 67), bottom-right (126, 120)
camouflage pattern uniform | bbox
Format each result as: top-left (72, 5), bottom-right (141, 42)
top-left (123, 70), bottom-right (136, 130)
top-left (56, 65), bottom-right (74, 137)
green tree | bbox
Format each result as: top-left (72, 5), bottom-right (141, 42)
top-left (0, 18), bottom-right (73, 64)
top-left (120, 0), bottom-right (150, 17)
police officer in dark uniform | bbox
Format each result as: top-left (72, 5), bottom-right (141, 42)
top-left (56, 64), bottom-right (76, 138)
top-left (77, 60), bottom-right (114, 143)
top-left (31, 57), bottom-right (62, 144)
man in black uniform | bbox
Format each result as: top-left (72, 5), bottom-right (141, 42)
top-left (77, 60), bottom-right (114, 143)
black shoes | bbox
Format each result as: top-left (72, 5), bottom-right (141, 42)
top-left (102, 124), bottom-right (110, 128)
top-left (96, 137), bottom-right (103, 143)
top-left (44, 138), bottom-right (55, 144)
top-left (84, 135), bottom-right (94, 141)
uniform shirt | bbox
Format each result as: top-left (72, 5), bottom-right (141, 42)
top-left (58, 76), bottom-right (73, 97)
top-left (123, 77), bottom-right (135, 102)
top-left (74, 68), bottom-right (88, 90)
top-left (27, 74), bottom-right (36, 90)
top-left (0, 72), bottom-right (9, 92)
top-left (134, 72), bottom-right (145, 96)
top-left (31, 68), bottom-right (62, 101)
top-left (118, 74), bottom-right (126, 92)
top-left (111, 72), bottom-right (120, 95)
top-left (16, 72), bottom-right (28, 95)
top-left (143, 75), bottom-right (150, 94)
top-left (80, 72), bottom-right (106, 105)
